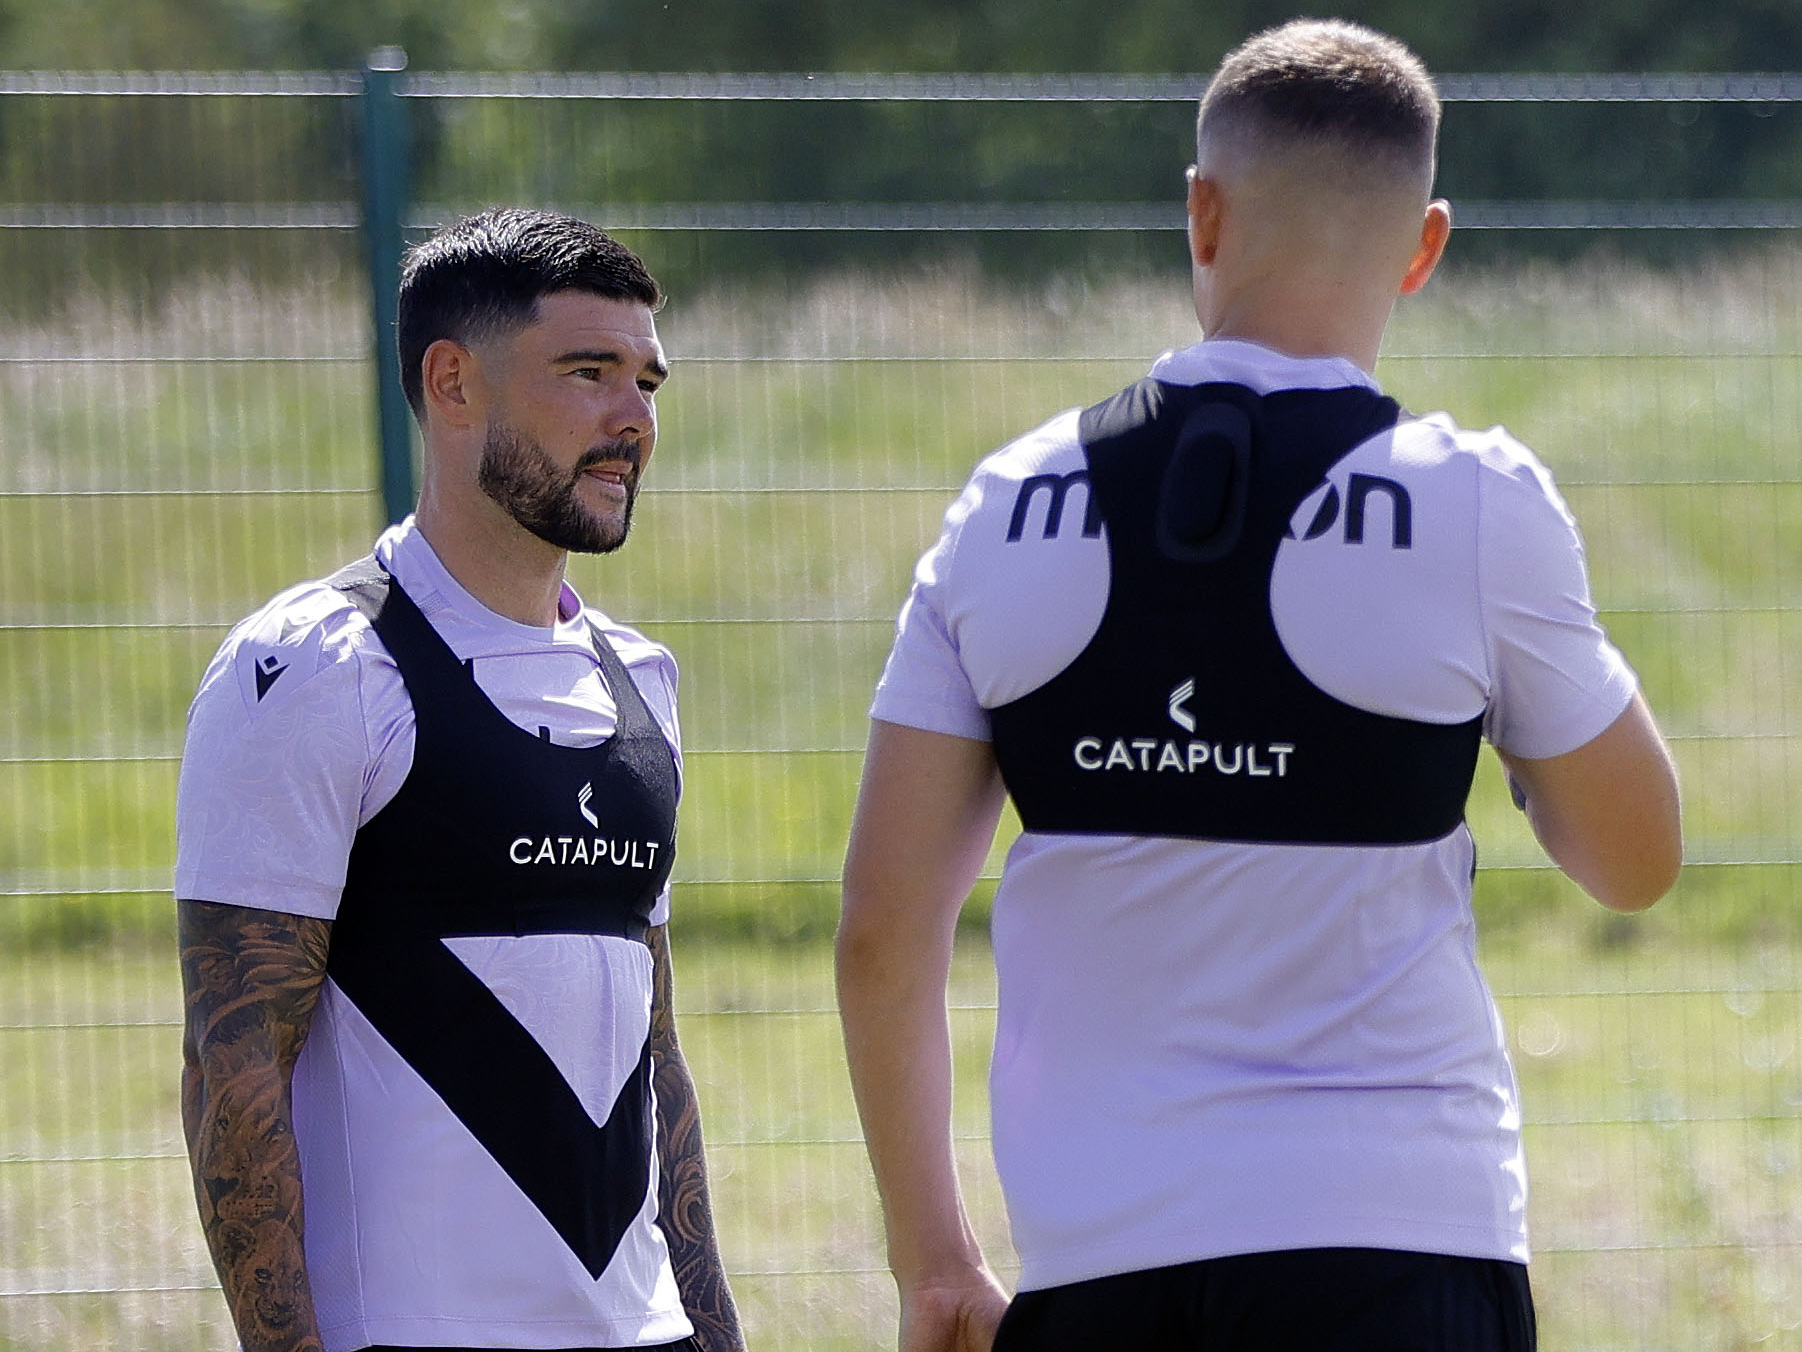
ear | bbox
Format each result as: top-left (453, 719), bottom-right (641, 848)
top-left (1187, 166), bottom-right (1224, 269)
top-left (420, 337), bottom-right (481, 430)
top-left (1399, 199), bottom-right (1452, 296)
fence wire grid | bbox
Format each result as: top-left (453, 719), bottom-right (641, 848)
top-left (0, 69), bottom-right (1798, 1352)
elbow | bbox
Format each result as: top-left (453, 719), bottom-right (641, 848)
top-left (1590, 823), bottom-right (1683, 914)
top-left (834, 893), bottom-right (882, 989)
top-left (835, 875), bottom-right (935, 1009)
top-left (1593, 870), bottom-right (1676, 914)
top-left (836, 864), bottom-right (890, 967)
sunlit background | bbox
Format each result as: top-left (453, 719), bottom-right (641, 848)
top-left (1, 11), bottom-right (1799, 1347)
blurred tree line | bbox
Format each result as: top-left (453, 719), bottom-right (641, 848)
top-left (1, 0), bottom-right (1798, 306)
top-left (4, 0), bottom-right (1798, 76)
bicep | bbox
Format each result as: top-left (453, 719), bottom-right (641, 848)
top-left (1497, 691), bottom-right (1682, 912)
top-left (841, 719), bottom-right (1006, 938)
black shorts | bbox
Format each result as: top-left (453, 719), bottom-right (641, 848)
top-left (993, 1248), bottom-right (1535, 1352)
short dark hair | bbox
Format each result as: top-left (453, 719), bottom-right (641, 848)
top-left (396, 207), bottom-right (663, 420)
top-left (1198, 19), bottom-right (1439, 188)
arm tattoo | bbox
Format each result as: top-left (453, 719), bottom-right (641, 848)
top-left (649, 924), bottom-right (747, 1352)
top-left (179, 899), bottom-right (332, 1352)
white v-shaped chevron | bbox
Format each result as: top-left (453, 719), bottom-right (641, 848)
top-left (442, 933), bottom-right (652, 1128)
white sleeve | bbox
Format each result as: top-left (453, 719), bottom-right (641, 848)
top-left (1477, 436), bottom-right (1638, 759)
top-left (174, 593), bottom-right (374, 920)
top-left (871, 409), bottom-right (1105, 738)
top-left (869, 486), bottom-right (994, 743)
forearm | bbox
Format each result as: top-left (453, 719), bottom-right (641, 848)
top-left (1500, 692), bottom-right (1682, 912)
top-left (179, 901), bottom-right (330, 1352)
top-left (182, 1057), bottom-right (324, 1351)
top-left (837, 913), bottom-right (986, 1287)
top-left (648, 927), bottom-right (745, 1352)
top-left (837, 721), bottom-right (1006, 1292)
top-left (1518, 790), bottom-right (1678, 912)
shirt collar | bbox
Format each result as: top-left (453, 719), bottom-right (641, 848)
top-left (1147, 337), bottom-right (1380, 396)
top-left (375, 516), bottom-right (588, 633)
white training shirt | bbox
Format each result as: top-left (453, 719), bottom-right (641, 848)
top-left (175, 519), bottom-right (693, 1350)
top-left (872, 338), bottom-right (1637, 1290)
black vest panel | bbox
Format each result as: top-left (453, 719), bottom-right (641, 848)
top-left (987, 379), bottom-right (1483, 846)
top-left (323, 557), bottom-right (679, 1280)
top-left (331, 556), bottom-right (678, 943)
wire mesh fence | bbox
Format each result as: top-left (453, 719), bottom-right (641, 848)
top-left (0, 69), bottom-right (1798, 1350)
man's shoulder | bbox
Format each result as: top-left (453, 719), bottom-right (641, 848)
top-left (947, 408), bottom-right (1089, 533)
top-left (236, 574), bottom-right (364, 636)
top-left (1314, 408), bottom-right (1555, 505)
top-left (198, 574), bottom-right (386, 722)
top-left (572, 607), bottom-right (681, 711)
top-left (1393, 410), bottom-right (1544, 472)
top-left (976, 406), bottom-right (1086, 479)
top-left (577, 608), bottom-right (673, 665)
top-left (1386, 412), bottom-right (1577, 530)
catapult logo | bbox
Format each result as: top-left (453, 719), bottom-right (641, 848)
top-left (1167, 678), bottom-right (1197, 733)
top-left (1070, 678), bottom-right (1296, 778)
top-left (507, 781), bottom-right (661, 869)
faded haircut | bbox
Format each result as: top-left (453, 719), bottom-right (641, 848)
top-left (397, 207), bottom-right (663, 420)
top-left (1197, 18), bottom-right (1440, 192)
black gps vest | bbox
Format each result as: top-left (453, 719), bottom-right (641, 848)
top-left (324, 556), bottom-right (678, 1279)
top-left (987, 379), bottom-right (1483, 846)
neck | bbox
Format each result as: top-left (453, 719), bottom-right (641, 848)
top-left (1198, 268), bottom-right (1394, 373)
top-left (413, 479), bottom-right (569, 628)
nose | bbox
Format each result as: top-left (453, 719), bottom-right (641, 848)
top-left (605, 383), bottom-right (655, 441)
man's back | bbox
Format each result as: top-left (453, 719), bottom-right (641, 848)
top-left (838, 21), bottom-right (1677, 1351)
top-left (870, 338), bottom-right (1634, 1288)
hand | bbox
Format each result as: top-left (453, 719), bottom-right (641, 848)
top-left (898, 1269), bottom-right (1010, 1352)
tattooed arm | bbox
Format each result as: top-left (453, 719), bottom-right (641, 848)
top-left (648, 923), bottom-right (747, 1352)
top-left (179, 899), bottom-right (332, 1352)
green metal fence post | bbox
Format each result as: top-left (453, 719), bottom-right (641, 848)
top-left (361, 46), bottom-right (415, 525)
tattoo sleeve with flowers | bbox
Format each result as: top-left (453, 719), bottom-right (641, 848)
top-left (178, 899), bottom-right (331, 1352)
top-left (648, 923), bottom-right (748, 1352)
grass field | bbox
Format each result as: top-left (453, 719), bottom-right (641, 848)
top-left (1, 248), bottom-right (1799, 1348)
top-left (2, 913), bottom-right (1798, 1351)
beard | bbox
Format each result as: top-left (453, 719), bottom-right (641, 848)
top-left (476, 423), bottom-right (641, 555)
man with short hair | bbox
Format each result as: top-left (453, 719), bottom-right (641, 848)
top-left (178, 208), bottom-right (744, 1352)
top-left (838, 20), bottom-right (1680, 1352)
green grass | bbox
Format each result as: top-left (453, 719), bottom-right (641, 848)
top-left (1, 253), bottom-right (1800, 1345)
top-left (1, 914), bottom-right (1797, 1351)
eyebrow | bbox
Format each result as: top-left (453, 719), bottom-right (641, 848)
top-left (553, 347), bottom-right (671, 381)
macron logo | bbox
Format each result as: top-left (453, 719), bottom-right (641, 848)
top-left (254, 654), bottom-right (289, 701)
top-left (577, 782), bottom-right (598, 829)
top-left (1167, 678), bottom-right (1196, 733)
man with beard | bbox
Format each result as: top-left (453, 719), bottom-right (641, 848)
top-left (176, 209), bottom-right (745, 1352)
